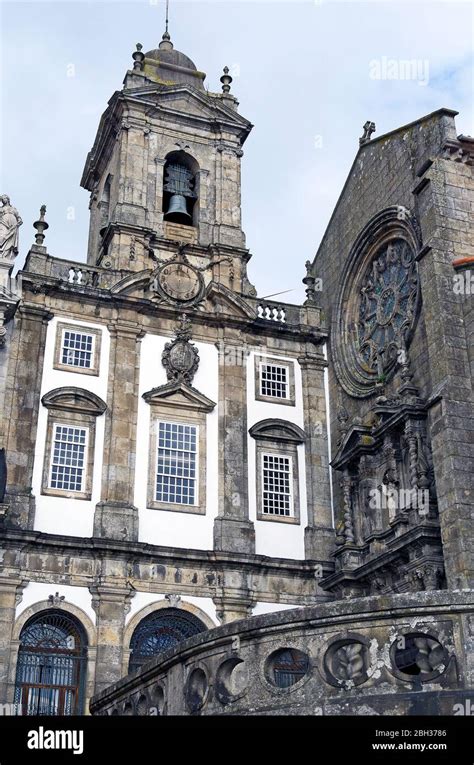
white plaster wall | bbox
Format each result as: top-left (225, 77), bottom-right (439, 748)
top-left (247, 352), bottom-right (308, 559)
top-left (136, 333), bottom-right (219, 550)
top-left (125, 591), bottom-right (218, 626)
top-left (16, 582), bottom-right (96, 625)
top-left (32, 317), bottom-right (110, 537)
top-left (252, 602), bottom-right (301, 616)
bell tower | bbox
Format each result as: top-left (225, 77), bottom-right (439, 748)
top-left (81, 30), bottom-right (253, 291)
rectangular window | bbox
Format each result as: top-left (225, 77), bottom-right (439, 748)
top-left (260, 363), bottom-right (289, 399)
top-left (61, 330), bottom-right (94, 369)
top-left (262, 453), bottom-right (292, 516)
top-left (49, 424), bottom-right (88, 492)
top-left (155, 422), bottom-right (197, 505)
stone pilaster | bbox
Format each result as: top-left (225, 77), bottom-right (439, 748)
top-left (213, 332), bottom-right (255, 555)
top-left (2, 304), bottom-right (53, 529)
top-left (298, 352), bottom-right (334, 561)
top-left (0, 578), bottom-right (28, 703)
top-left (90, 584), bottom-right (135, 696)
top-left (213, 593), bottom-right (255, 625)
top-left (94, 322), bottom-right (143, 541)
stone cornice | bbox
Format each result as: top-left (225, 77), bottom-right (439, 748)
top-left (0, 528), bottom-right (334, 578)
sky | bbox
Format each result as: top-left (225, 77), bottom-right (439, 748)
top-left (1, 0), bottom-right (473, 304)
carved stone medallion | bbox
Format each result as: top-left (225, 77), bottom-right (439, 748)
top-left (162, 314), bottom-right (200, 385)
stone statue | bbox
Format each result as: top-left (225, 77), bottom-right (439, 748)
top-left (0, 195), bottom-right (22, 262)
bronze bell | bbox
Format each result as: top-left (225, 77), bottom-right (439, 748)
top-left (164, 194), bottom-right (192, 224)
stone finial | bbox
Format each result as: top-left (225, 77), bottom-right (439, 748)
top-left (359, 120), bottom-right (376, 146)
top-left (132, 43), bottom-right (145, 71)
top-left (33, 205), bottom-right (49, 246)
top-left (0, 194), bottom-right (22, 263)
top-left (220, 66), bottom-right (233, 94)
top-left (302, 260), bottom-right (316, 304)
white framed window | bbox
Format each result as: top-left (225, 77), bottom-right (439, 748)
top-left (49, 424), bottom-right (88, 493)
top-left (155, 421), bottom-right (198, 506)
top-left (61, 329), bottom-right (95, 369)
top-left (255, 356), bottom-right (295, 405)
top-left (262, 452), bottom-right (293, 517)
top-left (260, 363), bottom-right (289, 399)
top-left (54, 323), bottom-right (102, 376)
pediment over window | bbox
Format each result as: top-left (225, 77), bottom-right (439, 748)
top-left (41, 387), bottom-right (107, 417)
top-left (249, 419), bottom-right (306, 444)
top-left (142, 381), bottom-right (216, 413)
top-left (331, 424), bottom-right (375, 469)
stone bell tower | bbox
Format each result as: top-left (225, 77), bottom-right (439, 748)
top-left (81, 31), bottom-right (254, 295)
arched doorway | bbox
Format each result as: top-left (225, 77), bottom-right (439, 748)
top-left (128, 607), bottom-right (206, 673)
top-left (14, 610), bottom-right (87, 715)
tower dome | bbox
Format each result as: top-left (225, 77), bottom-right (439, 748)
top-left (143, 33), bottom-right (206, 90)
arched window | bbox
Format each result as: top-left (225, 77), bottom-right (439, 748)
top-left (14, 610), bottom-right (87, 716)
top-left (128, 608), bottom-right (206, 673)
top-left (162, 151), bottom-right (198, 227)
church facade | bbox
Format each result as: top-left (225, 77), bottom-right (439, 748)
top-left (0, 33), bottom-right (333, 714)
top-left (0, 31), bottom-right (473, 717)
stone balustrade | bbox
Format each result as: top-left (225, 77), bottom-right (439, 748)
top-left (90, 590), bottom-right (474, 716)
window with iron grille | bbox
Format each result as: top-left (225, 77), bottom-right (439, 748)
top-left (61, 330), bottom-right (94, 369)
top-left (14, 610), bottom-right (87, 716)
top-left (260, 363), bottom-right (289, 399)
top-left (128, 608), bottom-right (206, 673)
top-left (156, 422), bottom-right (197, 505)
top-left (262, 453), bottom-right (292, 516)
top-left (49, 425), bottom-right (88, 493)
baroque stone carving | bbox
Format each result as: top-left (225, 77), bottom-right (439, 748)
top-left (162, 314), bottom-right (200, 385)
top-left (0, 195), bottom-right (22, 262)
top-left (391, 633), bottom-right (447, 681)
top-left (48, 592), bottom-right (65, 606)
top-left (324, 639), bottom-right (369, 688)
top-left (165, 594), bottom-right (182, 608)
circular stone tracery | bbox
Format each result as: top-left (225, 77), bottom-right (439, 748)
top-left (332, 209), bottom-right (421, 398)
top-left (356, 238), bottom-right (418, 374)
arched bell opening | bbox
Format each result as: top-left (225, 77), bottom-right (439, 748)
top-left (162, 150), bottom-right (199, 227)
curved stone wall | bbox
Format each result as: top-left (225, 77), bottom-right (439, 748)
top-left (90, 590), bottom-right (474, 716)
